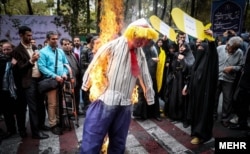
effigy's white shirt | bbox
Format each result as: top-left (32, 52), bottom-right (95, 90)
top-left (82, 36), bottom-right (155, 106)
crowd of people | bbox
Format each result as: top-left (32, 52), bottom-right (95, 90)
top-left (0, 19), bottom-right (250, 153)
top-left (131, 27), bottom-right (250, 145)
top-left (0, 26), bottom-right (100, 141)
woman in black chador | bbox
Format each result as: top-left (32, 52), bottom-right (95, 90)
top-left (166, 43), bottom-right (194, 122)
top-left (187, 30), bottom-right (218, 144)
top-left (133, 40), bottom-right (162, 121)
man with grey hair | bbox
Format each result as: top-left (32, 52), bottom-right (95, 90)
top-left (230, 44), bottom-right (250, 131)
top-left (214, 36), bottom-right (244, 127)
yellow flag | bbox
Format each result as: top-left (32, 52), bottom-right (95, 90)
top-left (171, 8), bottom-right (214, 41)
top-left (156, 47), bottom-right (166, 92)
top-left (149, 15), bottom-right (177, 42)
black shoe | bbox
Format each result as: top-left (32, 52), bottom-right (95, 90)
top-left (213, 115), bottom-right (217, 121)
top-left (81, 110), bottom-right (87, 117)
top-left (221, 121), bottom-right (230, 128)
top-left (70, 116), bottom-right (76, 120)
top-left (51, 126), bottom-right (63, 135)
top-left (32, 132), bottom-right (49, 139)
top-left (132, 115), bottom-right (146, 121)
top-left (0, 115), bottom-right (4, 121)
top-left (70, 116), bottom-right (75, 120)
top-left (77, 111), bottom-right (84, 116)
top-left (19, 131), bottom-right (27, 138)
top-left (155, 117), bottom-right (162, 122)
top-left (246, 131), bottom-right (250, 137)
top-left (82, 105), bottom-right (89, 111)
top-left (40, 125), bottom-right (50, 131)
top-left (229, 124), bottom-right (250, 130)
top-left (169, 119), bottom-right (175, 122)
top-left (183, 122), bottom-right (190, 128)
top-left (0, 128), bottom-right (6, 136)
top-left (0, 131), bottom-right (14, 139)
top-left (5, 131), bottom-right (16, 139)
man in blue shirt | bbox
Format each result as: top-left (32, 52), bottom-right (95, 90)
top-left (38, 31), bottom-right (68, 135)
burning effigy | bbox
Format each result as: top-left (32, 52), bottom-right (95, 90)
top-left (80, 0), bottom-right (158, 154)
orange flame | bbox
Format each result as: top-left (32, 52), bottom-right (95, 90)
top-left (89, 0), bottom-right (123, 102)
top-left (98, 0), bottom-right (124, 45)
top-left (131, 85), bottom-right (139, 104)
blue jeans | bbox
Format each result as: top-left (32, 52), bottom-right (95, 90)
top-left (81, 100), bottom-right (131, 154)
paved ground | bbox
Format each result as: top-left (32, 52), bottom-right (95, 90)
top-left (1, 96), bottom-right (250, 154)
top-left (0, 108), bottom-right (248, 154)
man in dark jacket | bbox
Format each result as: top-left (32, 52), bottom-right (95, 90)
top-left (60, 38), bottom-right (82, 116)
top-left (79, 34), bottom-right (94, 112)
top-left (12, 26), bottom-right (49, 139)
top-left (230, 47), bottom-right (250, 131)
top-left (0, 42), bottom-right (17, 140)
